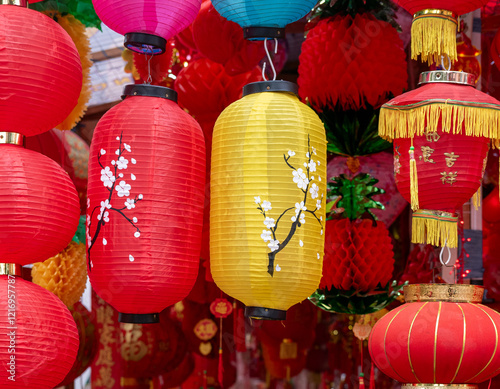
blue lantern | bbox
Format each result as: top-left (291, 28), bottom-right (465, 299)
top-left (211, 0), bottom-right (318, 39)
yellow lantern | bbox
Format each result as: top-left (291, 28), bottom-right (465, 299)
top-left (210, 81), bottom-right (327, 320)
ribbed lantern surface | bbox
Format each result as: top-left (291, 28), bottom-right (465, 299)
top-left (210, 81), bottom-right (326, 320)
top-left (0, 144), bottom-right (80, 265)
top-left (0, 276), bottom-right (79, 388)
top-left (87, 86), bottom-right (206, 322)
top-left (0, 5), bottom-right (82, 136)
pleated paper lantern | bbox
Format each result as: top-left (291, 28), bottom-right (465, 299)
top-left (393, 0), bottom-right (489, 64)
top-left (87, 84), bottom-right (206, 323)
top-left (369, 284), bottom-right (500, 387)
top-left (379, 70), bottom-right (497, 248)
top-left (0, 2), bottom-right (82, 136)
top-left (92, 0), bottom-right (202, 54)
top-left (211, 80), bottom-right (327, 320)
top-left (211, 0), bottom-right (318, 39)
top-left (0, 271), bottom-right (79, 388)
top-left (0, 136), bottom-right (80, 265)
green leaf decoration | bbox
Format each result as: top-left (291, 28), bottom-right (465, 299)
top-left (308, 280), bottom-right (406, 315)
top-left (30, 0), bottom-right (101, 29)
top-left (327, 173), bottom-right (385, 220)
top-left (318, 107), bottom-right (391, 157)
top-left (72, 215), bottom-right (86, 245)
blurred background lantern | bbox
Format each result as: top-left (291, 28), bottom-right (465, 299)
top-left (210, 80), bottom-right (326, 320)
top-left (369, 284), bottom-right (500, 386)
top-left (211, 0), bottom-right (318, 39)
top-left (92, 0), bottom-right (202, 54)
top-left (0, 273), bottom-right (79, 388)
top-left (0, 2), bottom-right (82, 136)
top-left (379, 70), bottom-right (497, 248)
top-left (392, 0), bottom-right (489, 64)
top-left (0, 136), bottom-right (80, 265)
top-left (58, 302), bottom-right (98, 387)
top-left (87, 84), bottom-right (205, 323)
top-left (298, 1), bottom-right (407, 112)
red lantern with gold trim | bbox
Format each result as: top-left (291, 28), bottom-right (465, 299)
top-left (393, 0), bottom-right (489, 64)
top-left (87, 84), bottom-right (205, 324)
top-left (379, 70), bottom-right (496, 248)
top-left (369, 284), bottom-right (500, 388)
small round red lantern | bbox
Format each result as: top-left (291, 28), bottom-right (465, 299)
top-left (87, 84), bottom-right (206, 323)
top-left (0, 3), bottom-right (82, 136)
top-left (0, 271), bottom-right (79, 388)
top-left (0, 135), bottom-right (80, 265)
top-left (369, 284), bottom-right (500, 387)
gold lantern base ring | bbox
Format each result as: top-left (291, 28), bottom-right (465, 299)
top-left (402, 384), bottom-right (478, 389)
top-left (404, 284), bottom-right (484, 303)
top-left (245, 306), bottom-right (287, 320)
top-left (411, 209), bottom-right (458, 248)
top-left (411, 9), bottom-right (458, 64)
top-left (0, 263), bottom-right (23, 277)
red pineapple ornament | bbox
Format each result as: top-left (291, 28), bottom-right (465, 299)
top-left (298, 11), bottom-right (407, 111)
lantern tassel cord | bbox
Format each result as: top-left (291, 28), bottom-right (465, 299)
top-left (409, 144), bottom-right (419, 211)
top-left (262, 38), bottom-right (278, 81)
top-left (218, 316), bottom-right (224, 386)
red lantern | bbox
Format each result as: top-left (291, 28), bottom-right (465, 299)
top-left (0, 139), bottom-right (80, 265)
top-left (87, 84), bottom-right (205, 323)
top-left (192, 2), bottom-right (265, 76)
top-left (369, 284), bottom-right (500, 386)
top-left (0, 3), bottom-right (82, 136)
top-left (0, 273), bottom-right (79, 388)
top-left (393, 0), bottom-right (489, 63)
top-left (379, 70), bottom-right (496, 248)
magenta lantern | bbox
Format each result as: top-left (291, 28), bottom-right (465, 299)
top-left (92, 0), bottom-right (202, 54)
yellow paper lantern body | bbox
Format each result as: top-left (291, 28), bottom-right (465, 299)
top-left (210, 81), bottom-right (327, 320)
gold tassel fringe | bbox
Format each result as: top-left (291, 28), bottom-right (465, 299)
top-left (409, 145), bottom-right (419, 211)
top-left (411, 13), bottom-right (458, 65)
top-left (412, 210), bottom-right (458, 248)
top-left (379, 103), bottom-right (500, 141)
top-left (472, 186), bottom-right (481, 211)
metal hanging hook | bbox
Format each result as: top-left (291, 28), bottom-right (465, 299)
top-left (440, 54), bottom-right (452, 72)
top-left (439, 238), bottom-right (452, 266)
top-left (144, 52), bottom-right (153, 84)
top-left (262, 38), bottom-right (278, 81)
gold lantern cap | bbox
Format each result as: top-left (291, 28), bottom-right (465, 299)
top-left (419, 70), bottom-right (475, 87)
top-left (0, 132), bottom-right (23, 146)
top-left (243, 80), bottom-right (298, 97)
top-left (0, 0), bottom-right (28, 6)
top-left (404, 284), bottom-right (484, 304)
top-left (0, 263), bottom-right (23, 277)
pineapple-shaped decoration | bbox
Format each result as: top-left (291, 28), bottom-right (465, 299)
top-left (309, 174), bottom-right (402, 314)
top-left (298, 0), bottom-right (407, 112)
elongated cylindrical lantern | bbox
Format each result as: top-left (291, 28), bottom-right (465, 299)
top-left (211, 0), bottom-right (318, 39)
top-left (92, 0), bottom-right (201, 54)
top-left (87, 84), bottom-right (206, 323)
top-left (211, 81), bottom-right (326, 320)
top-left (379, 70), bottom-right (498, 248)
top-left (369, 284), bottom-right (500, 388)
top-left (393, 0), bottom-right (489, 64)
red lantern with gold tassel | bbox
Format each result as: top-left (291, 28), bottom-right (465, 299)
top-left (379, 70), bottom-right (496, 248)
top-left (369, 284), bottom-right (500, 388)
top-left (87, 84), bottom-right (205, 324)
top-left (393, 0), bottom-right (489, 64)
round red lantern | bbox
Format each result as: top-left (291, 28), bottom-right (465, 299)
top-left (0, 136), bottom-right (80, 265)
top-left (92, 0), bottom-right (201, 54)
top-left (87, 84), bottom-right (206, 323)
top-left (0, 271), bottom-right (79, 388)
top-left (369, 284), bottom-right (500, 387)
top-left (379, 70), bottom-right (498, 248)
top-left (0, 3), bottom-right (82, 136)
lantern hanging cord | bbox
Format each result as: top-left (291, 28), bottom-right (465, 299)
top-left (440, 54), bottom-right (452, 71)
top-left (144, 53), bottom-right (153, 84)
top-left (262, 38), bottom-right (278, 81)
top-left (439, 238), bottom-right (452, 266)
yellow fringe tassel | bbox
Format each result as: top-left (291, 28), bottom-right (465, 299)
top-left (411, 14), bottom-right (458, 65)
top-left (409, 145), bottom-right (419, 211)
top-left (472, 186), bottom-right (481, 211)
top-left (379, 103), bottom-right (500, 141)
top-left (412, 210), bottom-right (458, 248)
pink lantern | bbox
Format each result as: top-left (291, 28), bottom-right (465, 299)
top-left (92, 0), bottom-right (202, 54)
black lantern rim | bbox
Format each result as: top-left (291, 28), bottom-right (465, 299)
top-left (243, 80), bottom-right (298, 97)
top-left (122, 84), bottom-right (178, 103)
top-left (124, 32), bottom-right (166, 55)
top-left (243, 27), bottom-right (285, 40)
top-left (118, 312), bottom-right (160, 324)
top-left (245, 306), bottom-right (287, 320)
